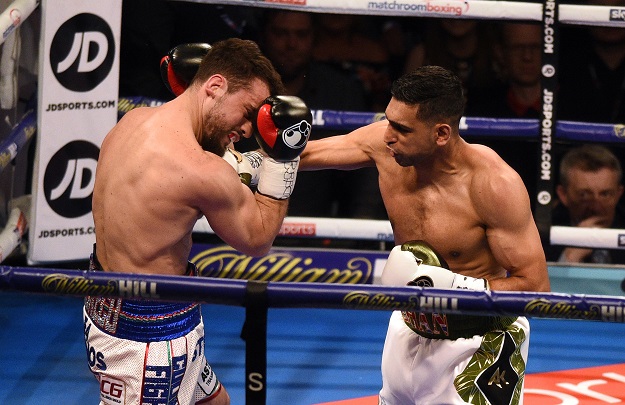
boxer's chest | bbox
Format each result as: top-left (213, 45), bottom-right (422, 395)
top-left (379, 170), bottom-right (486, 262)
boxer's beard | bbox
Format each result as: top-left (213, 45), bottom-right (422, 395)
top-left (201, 130), bottom-right (226, 156)
top-left (201, 103), bottom-right (230, 156)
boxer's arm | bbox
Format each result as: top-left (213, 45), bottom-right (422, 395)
top-left (476, 168), bottom-right (550, 292)
top-left (197, 96), bottom-right (312, 256)
top-left (299, 120), bottom-right (386, 171)
top-left (197, 155), bottom-right (288, 257)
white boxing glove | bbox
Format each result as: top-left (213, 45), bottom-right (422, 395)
top-left (381, 240), bottom-right (489, 291)
top-left (222, 148), bottom-right (263, 187)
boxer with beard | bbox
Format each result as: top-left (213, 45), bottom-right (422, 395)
top-left (85, 38), bottom-right (311, 405)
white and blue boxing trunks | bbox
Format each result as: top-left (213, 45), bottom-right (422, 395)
top-left (83, 250), bottom-right (222, 405)
top-left (379, 311), bottom-right (530, 405)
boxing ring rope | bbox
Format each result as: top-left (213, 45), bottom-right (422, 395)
top-left (195, 217), bottom-right (625, 251)
top-left (1, 265), bottom-right (625, 403)
top-left (119, 97), bottom-right (625, 143)
top-left (0, 0), bottom-right (39, 263)
top-left (0, 0), bottom-right (39, 47)
top-left (0, 108), bottom-right (34, 263)
top-left (173, 0), bottom-right (625, 28)
top-left (0, 101), bottom-right (622, 266)
top-left (0, 108), bottom-right (35, 174)
top-left (3, 266), bottom-right (624, 322)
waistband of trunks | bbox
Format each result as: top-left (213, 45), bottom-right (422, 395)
top-left (401, 311), bottom-right (518, 340)
top-left (86, 244), bottom-right (200, 341)
top-left (84, 295), bottom-right (201, 342)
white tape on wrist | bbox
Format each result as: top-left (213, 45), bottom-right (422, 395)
top-left (257, 157), bottom-right (299, 200)
top-left (241, 151), bottom-right (263, 187)
top-left (222, 149), bottom-right (263, 187)
top-left (449, 272), bottom-right (489, 291)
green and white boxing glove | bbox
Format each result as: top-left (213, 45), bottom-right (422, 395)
top-left (381, 240), bottom-right (489, 291)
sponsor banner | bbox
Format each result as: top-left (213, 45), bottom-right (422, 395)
top-left (171, 1), bottom-right (622, 26)
top-left (189, 243), bottom-right (389, 284)
top-left (560, 5), bottom-right (625, 27)
top-left (188, 0), bottom-right (542, 20)
top-left (29, 0), bottom-right (121, 263)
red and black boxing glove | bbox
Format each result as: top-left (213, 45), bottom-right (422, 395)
top-left (254, 96), bottom-right (312, 199)
top-left (254, 95), bottom-right (312, 162)
top-left (160, 43), bottom-right (211, 96)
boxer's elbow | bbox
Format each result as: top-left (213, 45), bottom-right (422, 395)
top-left (236, 238), bottom-right (273, 258)
top-left (243, 245), bottom-right (272, 258)
top-left (526, 264), bottom-right (551, 292)
top-left (489, 271), bottom-right (551, 292)
top-left (533, 275), bottom-right (551, 292)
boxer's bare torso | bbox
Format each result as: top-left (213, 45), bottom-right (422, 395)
top-left (93, 105), bottom-right (201, 276)
top-left (93, 78), bottom-right (286, 276)
top-left (300, 100), bottom-right (549, 292)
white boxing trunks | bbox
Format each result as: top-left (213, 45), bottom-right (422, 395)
top-left (379, 311), bottom-right (530, 405)
top-left (83, 298), bottom-right (222, 405)
top-left (83, 246), bottom-right (222, 405)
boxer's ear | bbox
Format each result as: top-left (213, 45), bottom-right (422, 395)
top-left (435, 123), bottom-right (451, 146)
top-left (204, 75), bottom-right (227, 99)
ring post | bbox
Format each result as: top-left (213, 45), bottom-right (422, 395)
top-left (534, 0), bottom-right (560, 241)
top-left (241, 280), bottom-right (269, 405)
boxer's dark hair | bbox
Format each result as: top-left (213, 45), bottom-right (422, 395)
top-left (193, 38), bottom-right (285, 95)
top-left (391, 65), bottom-right (465, 128)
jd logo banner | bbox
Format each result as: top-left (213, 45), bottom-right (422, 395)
top-left (44, 140), bottom-right (99, 218)
top-left (50, 13), bottom-right (115, 92)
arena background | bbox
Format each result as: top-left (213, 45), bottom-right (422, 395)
top-left (0, 0), bottom-right (624, 404)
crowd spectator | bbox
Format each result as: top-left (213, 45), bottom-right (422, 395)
top-left (312, 13), bottom-right (392, 112)
top-left (255, 10), bottom-right (387, 221)
top-left (466, 22), bottom-right (543, 119)
top-left (402, 18), bottom-right (499, 101)
top-left (378, 18), bottom-right (427, 82)
top-left (558, 0), bottom-right (625, 124)
top-left (546, 144), bottom-right (625, 264)
top-left (464, 22), bottom-right (543, 205)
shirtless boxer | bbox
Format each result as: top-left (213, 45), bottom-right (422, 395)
top-left (298, 65), bottom-right (550, 404)
top-left (161, 49), bottom-right (549, 403)
top-left (85, 39), bottom-right (311, 405)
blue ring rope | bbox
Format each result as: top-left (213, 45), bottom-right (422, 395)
top-left (2, 266), bottom-right (624, 323)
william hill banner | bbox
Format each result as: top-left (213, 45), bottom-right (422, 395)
top-left (190, 244), bottom-right (388, 284)
top-left (29, 0), bottom-right (121, 263)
